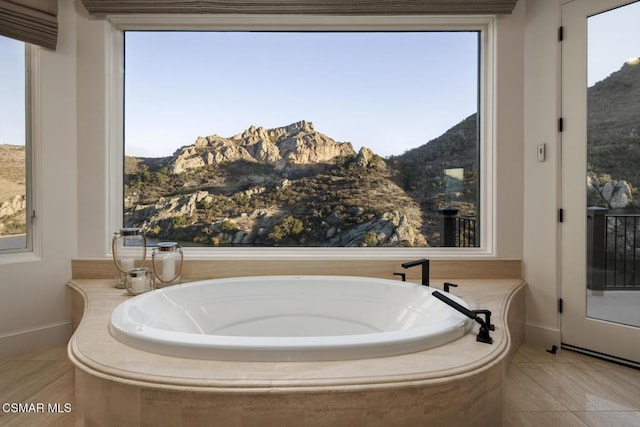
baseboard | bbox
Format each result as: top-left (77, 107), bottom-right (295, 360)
top-left (0, 321), bottom-right (72, 359)
top-left (525, 322), bottom-right (561, 348)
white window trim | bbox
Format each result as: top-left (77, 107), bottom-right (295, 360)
top-left (106, 15), bottom-right (496, 260)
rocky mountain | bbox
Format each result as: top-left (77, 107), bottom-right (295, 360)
top-left (169, 121), bottom-right (356, 173)
top-left (391, 113), bottom-right (477, 203)
top-left (388, 114), bottom-right (479, 244)
top-left (2, 59), bottom-right (637, 245)
top-left (125, 121), bottom-right (426, 247)
top-left (587, 60), bottom-right (640, 210)
top-left (0, 144), bottom-right (26, 236)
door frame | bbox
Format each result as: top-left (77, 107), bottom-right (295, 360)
top-left (560, 0), bottom-right (640, 366)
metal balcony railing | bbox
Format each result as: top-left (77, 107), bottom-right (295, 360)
top-left (587, 207), bottom-right (640, 291)
top-left (440, 207), bottom-right (478, 248)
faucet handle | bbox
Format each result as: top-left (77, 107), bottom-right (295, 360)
top-left (393, 272), bottom-right (406, 282)
top-left (443, 282), bottom-right (458, 293)
top-left (473, 309), bottom-right (495, 331)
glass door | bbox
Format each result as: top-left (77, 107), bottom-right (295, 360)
top-left (561, 0), bottom-right (640, 365)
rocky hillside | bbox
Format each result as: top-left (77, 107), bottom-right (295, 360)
top-left (0, 145), bottom-right (26, 236)
top-left (125, 121), bottom-right (426, 247)
top-left (170, 121), bottom-right (356, 173)
top-left (380, 114), bottom-right (478, 245)
top-left (587, 60), bottom-right (640, 210)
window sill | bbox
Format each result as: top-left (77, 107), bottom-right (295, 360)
top-left (0, 251), bottom-right (41, 266)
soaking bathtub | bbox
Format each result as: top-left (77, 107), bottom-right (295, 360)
top-left (68, 270), bottom-right (526, 426)
top-left (109, 275), bottom-right (473, 361)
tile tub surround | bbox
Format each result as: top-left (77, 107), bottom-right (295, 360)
top-left (67, 278), bottom-right (525, 426)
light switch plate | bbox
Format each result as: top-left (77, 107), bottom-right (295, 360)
top-left (537, 143), bottom-right (546, 162)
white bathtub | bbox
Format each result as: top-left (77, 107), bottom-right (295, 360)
top-left (109, 275), bottom-right (473, 361)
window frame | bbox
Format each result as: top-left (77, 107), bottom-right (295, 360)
top-left (0, 40), bottom-right (37, 261)
top-left (108, 14), bottom-right (496, 259)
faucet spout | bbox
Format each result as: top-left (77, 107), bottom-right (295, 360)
top-left (401, 258), bottom-right (429, 286)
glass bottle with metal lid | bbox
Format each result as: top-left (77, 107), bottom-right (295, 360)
top-left (112, 227), bottom-right (147, 289)
top-left (152, 242), bottom-right (183, 287)
top-left (125, 267), bottom-right (154, 296)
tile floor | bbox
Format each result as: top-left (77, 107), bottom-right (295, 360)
top-left (0, 346), bottom-right (74, 427)
top-left (504, 344), bottom-right (640, 426)
top-left (1, 343), bottom-right (640, 426)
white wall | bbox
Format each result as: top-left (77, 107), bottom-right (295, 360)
top-left (0, 0), bottom-right (78, 357)
top-left (522, 0), bottom-right (562, 346)
top-left (1, 0), bottom-right (558, 357)
top-left (76, 2), bottom-right (113, 258)
top-left (495, 1), bottom-right (525, 260)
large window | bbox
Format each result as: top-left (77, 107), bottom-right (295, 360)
top-left (123, 29), bottom-right (484, 249)
top-left (0, 35), bottom-right (30, 254)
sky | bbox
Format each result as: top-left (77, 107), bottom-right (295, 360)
top-left (124, 31), bottom-right (479, 158)
top-left (588, 1), bottom-right (640, 86)
top-left (1, 2), bottom-right (639, 153)
top-left (0, 36), bottom-right (26, 148)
